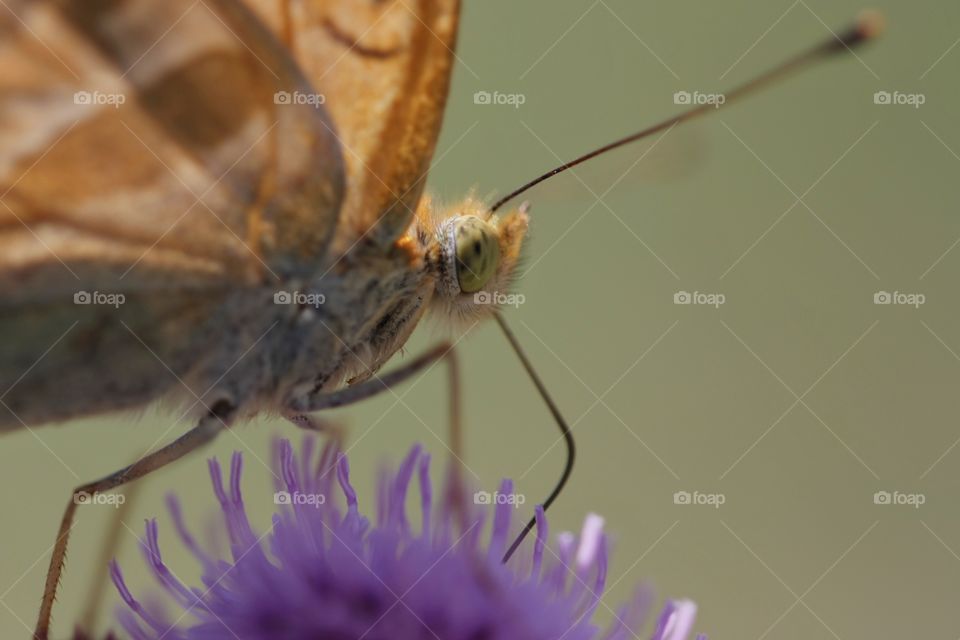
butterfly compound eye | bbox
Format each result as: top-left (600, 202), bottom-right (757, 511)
top-left (453, 216), bottom-right (500, 293)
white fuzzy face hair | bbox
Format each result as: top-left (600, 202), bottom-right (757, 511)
top-left (411, 193), bottom-right (529, 325)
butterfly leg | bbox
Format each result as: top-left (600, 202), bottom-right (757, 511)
top-left (34, 400), bottom-right (235, 640)
top-left (287, 342), bottom-right (468, 521)
top-left (77, 478), bottom-right (142, 636)
top-left (284, 413), bottom-right (346, 450)
top-left (288, 343), bottom-right (455, 412)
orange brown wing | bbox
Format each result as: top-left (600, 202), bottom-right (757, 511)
top-left (0, 0), bottom-right (345, 304)
top-left (244, 0), bottom-right (461, 248)
top-left (0, 0), bottom-right (347, 426)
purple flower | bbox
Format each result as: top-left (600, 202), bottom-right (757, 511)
top-left (111, 439), bottom-right (706, 640)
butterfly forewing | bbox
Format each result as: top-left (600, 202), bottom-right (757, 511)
top-left (0, 0), bottom-right (344, 299)
top-left (0, 0), bottom-right (346, 426)
top-left (245, 0), bottom-right (460, 248)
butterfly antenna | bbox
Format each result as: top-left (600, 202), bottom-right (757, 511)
top-left (494, 312), bottom-right (576, 563)
top-left (489, 10), bottom-right (884, 213)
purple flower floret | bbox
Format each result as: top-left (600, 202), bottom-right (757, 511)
top-left (111, 438), bottom-right (706, 640)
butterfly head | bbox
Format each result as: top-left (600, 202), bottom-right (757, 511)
top-left (421, 194), bottom-right (529, 323)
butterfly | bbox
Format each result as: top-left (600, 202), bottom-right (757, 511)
top-left (0, 1), bottom-right (881, 637)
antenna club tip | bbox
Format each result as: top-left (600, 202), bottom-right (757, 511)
top-left (857, 9), bottom-right (886, 39)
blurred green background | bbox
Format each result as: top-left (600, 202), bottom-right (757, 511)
top-left (2, 0), bottom-right (959, 637)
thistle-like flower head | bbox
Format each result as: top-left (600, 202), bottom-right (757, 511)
top-left (111, 439), bottom-right (706, 640)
